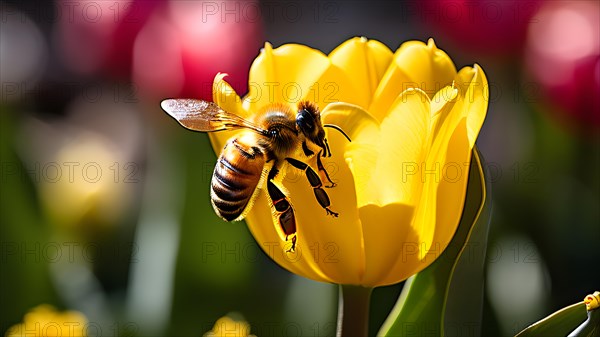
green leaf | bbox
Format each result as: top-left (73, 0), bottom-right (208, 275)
top-left (378, 148), bottom-right (492, 337)
top-left (514, 301), bottom-right (587, 337)
top-left (569, 308), bottom-right (600, 337)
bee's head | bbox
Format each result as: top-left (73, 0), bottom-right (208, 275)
top-left (296, 101), bottom-right (326, 149)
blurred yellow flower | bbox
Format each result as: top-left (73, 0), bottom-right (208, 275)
top-left (209, 37), bottom-right (488, 287)
top-left (203, 316), bottom-right (255, 337)
top-left (18, 98), bottom-right (141, 239)
top-left (5, 305), bottom-right (88, 337)
top-left (38, 134), bottom-right (130, 235)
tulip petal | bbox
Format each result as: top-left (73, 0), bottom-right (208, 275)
top-left (429, 84), bottom-right (459, 146)
top-left (426, 64), bottom-right (488, 253)
top-left (209, 74), bottom-right (245, 153)
top-left (370, 39), bottom-right (457, 121)
top-left (321, 102), bottom-right (380, 208)
top-left (366, 39), bottom-right (395, 85)
top-left (430, 65), bottom-right (488, 147)
top-left (364, 88), bottom-right (432, 207)
top-left (329, 37), bottom-right (393, 109)
top-left (243, 42), bottom-right (331, 112)
top-left (431, 84), bottom-right (459, 120)
top-left (309, 64), bottom-right (363, 110)
top-left (416, 120), bottom-right (470, 260)
top-left (462, 64), bottom-right (489, 145)
top-left (213, 73), bottom-right (244, 116)
top-left (243, 190), bottom-right (334, 283)
top-left (358, 203), bottom-right (418, 286)
top-left (381, 64), bottom-right (488, 284)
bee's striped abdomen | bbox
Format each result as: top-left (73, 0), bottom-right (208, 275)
top-left (210, 139), bottom-right (264, 221)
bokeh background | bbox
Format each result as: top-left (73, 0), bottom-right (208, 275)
top-left (1, 0), bottom-right (599, 336)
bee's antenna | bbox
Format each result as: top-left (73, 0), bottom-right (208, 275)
top-left (324, 124), bottom-right (351, 142)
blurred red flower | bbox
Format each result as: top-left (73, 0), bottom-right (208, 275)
top-left (525, 1), bottom-right (600, 130)
top-left (55, 0), bottom-right (263, 100)
top-left (422, 0), bottom-right (540, 55)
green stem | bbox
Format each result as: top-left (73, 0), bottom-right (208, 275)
top-left (337, 284), bottom-right (373, 337)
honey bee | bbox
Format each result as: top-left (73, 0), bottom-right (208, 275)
top-left (161, 99), bottom-right (350, 252)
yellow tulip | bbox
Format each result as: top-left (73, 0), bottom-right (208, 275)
top-left (203, 315), bottom-right (256, 337)
top-left (208, 37), bottom-right (488, 288)
top-left (6, 305), bottom-right (88, 337)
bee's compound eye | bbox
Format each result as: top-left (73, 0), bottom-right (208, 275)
top-left (269, 128), bottom-right (279, 138)
top-left (304, 119), bottom-right (315, 132)
top-left (297, 110), bottom-right (315, 133)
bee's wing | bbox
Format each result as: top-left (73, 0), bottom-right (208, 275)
top-left (161, 99), bottom-right (267, 135)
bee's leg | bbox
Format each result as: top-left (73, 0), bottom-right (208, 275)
top-left (324, 138), bottom-right (332, 157)
top-left (316, 151), bottom-right (336, 188)
top-left (267, 166), bottom-right (297, 252)
top-left (301, 141), bottom-right (314, 157)
top-left (301, 141), bottom-right (334, 187)
top-left (285, 158), bottom-right (339, 217)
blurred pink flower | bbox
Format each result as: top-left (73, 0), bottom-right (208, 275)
top-left (55, 0), bottom-right (156, 77)
top-left (423, 0), bottom-right (540, 54)
top-left (525, 1), bottom-right (600, 130)
top-left (132, 1), bottom-right (263, 100)
top-left (55, 0), bottom-right (263, 99)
